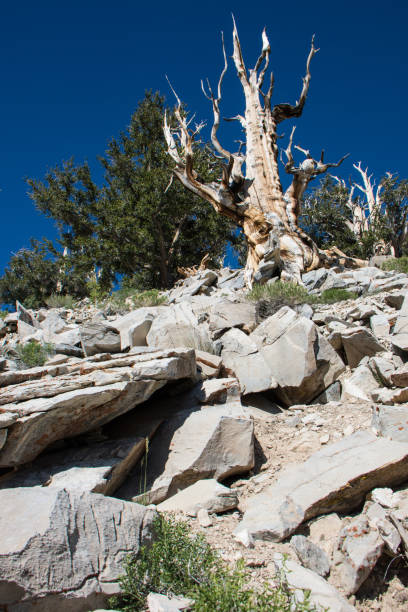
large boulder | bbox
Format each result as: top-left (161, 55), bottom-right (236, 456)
top-left (220, 328), bottom-right (277, 395)
top-left (208, 299), bottom-right (257, 339)
top-left (251, 307), bottom-right (345, 406)
top-left (117, 402), bottom-right (254, 505)
top-left (235, 430), bottom-right (408, 542)
top-left (0, 487), bottom-right (155, 611)
top-left (80, 321), bottom-right (121, 356)
top-left (0, 348), bottom-right (196, 467)
top-left (340, 326), bottom-right (385, 368)
top-left (111, 307), bottom-right (161, 350)
top-left (147, 302), bottom-right (213, 353)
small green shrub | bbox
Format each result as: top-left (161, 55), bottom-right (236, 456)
top-left (45, 294), bottom-right (75, 309)
top-left (15, 341), bottom-right (54, 369)
top-left (87, 278), bottom-right (110, 305)
top-left (109, 515), bottom-right (317, 612)
top-left (381, 256), bottom-right (408, 274)
top-left (317, 288), bottom-right (358, 304)
top-left (0, 310), bottom-right (7, 320)
top-left (108, 288), bottom-right (167, 313)
top-left (247, 281), bottom-right (315, 305)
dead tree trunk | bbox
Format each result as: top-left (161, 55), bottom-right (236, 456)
top-left (164, 19), bottom-right (365, 286)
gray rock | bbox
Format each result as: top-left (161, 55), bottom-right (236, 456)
top-left (392, 292), bottom-right (408, 335)
top-left (218, 270), bottom-right (245, 291)
top-left (290, 535), bottom-right (330, 576)
top-left (251, 306), bottom-right (345, 406)
top-left (112, 308), bottom-right (160, 350)
top-left (364, 501), bottom-right (401, 554)
top-left (370, 314), bottom-right (390, 338)
top-left (220, 328), bottom-right (277, 394)
top-left (208, 300), bottom-right (257, 338)
top-left (147, 303), bottom-right (213, 353)
top-left (235, 430), bottom-right (408, 542)
top-left (372, 386), bottom-right (408, 404)
top-left (311, 381), bottom-right (341, 404)
top-left (195, 350), bottom-right (222, 379)
top-left (390, 363), bottom-right (408, 387)
top-left (80, 321), bottom-right (121, 357)
top-left (372, 404), bottom-right (408, 441)
top-left (17, 300), bottom-right (37, 327)
top-left (157, 479), bottom-right (238, 516)
top-left (385, 292), bottom-right (406, 310)
top-left (192, 378), bottom-right (240, 404)
top-left (273, 554), bottom-right (355, 612)
top-left (302, 268), bottom-right (329, 291)
top-left (0, 487), bottom-right (155, 610)
top-left (0, 437), bottom-right (150, 496)
top-left (331, 516), bottom-right (384, 595)
top-left (0, 348), bottom-right (196, 467)
top-left (147, 592), bottom-right (194, 611)
top-left (368, 354), bottom-right (399, 387)
top-left (340, 326), bottom-right (385, 368)
top-left (342, 364), bottom-right (380, 402)
top-left (121, 402), bottom-right (254, 505)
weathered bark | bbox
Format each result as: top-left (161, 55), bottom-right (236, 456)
top-left (164, 19), bottom-right (365, 285)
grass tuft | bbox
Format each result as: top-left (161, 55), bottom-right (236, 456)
top-left (381, 256), bottom-right (408, 274)
top-left (45, 294), bottom-right (75, 309)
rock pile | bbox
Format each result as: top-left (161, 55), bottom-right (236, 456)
top-left (1, 263), bottom-right (408, 610)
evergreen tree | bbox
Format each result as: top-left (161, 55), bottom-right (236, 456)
top-left (300, 176), bottom-right (363, 257)
top-left (26, 91), bottom-right (241, 291)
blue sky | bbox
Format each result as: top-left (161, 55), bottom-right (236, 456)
top-left (0, 0), bottom-right (406, 273)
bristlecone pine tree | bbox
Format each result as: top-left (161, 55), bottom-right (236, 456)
top-left (164, 18), bottom-right (365, 286)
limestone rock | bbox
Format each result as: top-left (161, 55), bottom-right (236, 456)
top-left (342, 364), bottom-right (380, 402)
top-left (0, 437), bottom-right (149, 496)
top-left (120, 402), bottom-right (254, 505)
top-left (157, 479), bottom-right (238, 516)
top-left (147, 303), bottom-right (213, 353)
top-left (147, 593), bottom-right (193, 611)
top-left (340, 327), bottom-right (385, 368)
top-left (0, 348), bottom-right (196, 467)
top-left (372, 404), bottom-right (408, 442)
top-left (112, 308), bottom-right (160, 350)
top-left (370, 314), bottom-right (390, 338)
top-left (235, 430), bottom-right (408, 542)
top-left (251, 307), bottom-right (345, 406)
top-left (208, 300), bottom-right (257, 338)
top-left (80, 321), bottom-right (121, 356)
top-left (0, 487), bottom-right (155, 610)
top-left (290, 535), bottom-right (330, 577)
top-left (220, 328), bottom-right (277, 394)
top-left (371, 386), bottom-right (408, 404)
top-left (390, 363), bottom-right (408, 387)
top-left (273, 554), bottom-right (355, 612)
top-left (192, 378), bottom-right (240, 404)
top-left (195, 350), bottom-right (222, 379)
top-left (331, 516), bottom-right (384, 595)
top-left (308, 513), bottom-right (343, 559)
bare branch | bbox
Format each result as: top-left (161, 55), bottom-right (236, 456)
top-left (254, 28), bottom-right (271, 89)
top-left (232, 14), bottom-right (248, 86)
top-left (272, 35), bottom-right (319, 123)
top-left (201, 32), bottom-right (232, 162)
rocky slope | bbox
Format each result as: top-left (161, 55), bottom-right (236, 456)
top-left (1, 263), bottom-right (408, 610)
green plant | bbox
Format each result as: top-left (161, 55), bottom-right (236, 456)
top-left (0, 310), bottom-right (7, 319)
top-left (317, 288), bottom-right (358, 304)
top-left (109, 515), bottom-right (318, 612)
top-left (15, 341), bottom-right (54, 369)
top-left (247, 281), bottom-right (317, 305)
top-left (138, 438), bottom-right (150, 505)
top-left (381, 256), bottom-right (408, 274)
top-left (108, 288), bottom-right (167, 313)
top-left (87, 278), bottom-right (110, 305)
top-left (45, 294), bottom-right (75, 309)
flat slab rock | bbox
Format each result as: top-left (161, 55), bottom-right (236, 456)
top-left (274, 554), bottom-right (355, 612)
top-left (118, 402), bottom-right (254, 505)
top-left (0, 348), bottom-right (196, 467)
top-left (0, 436), bottom-right (154, 496)
top-left (0, 487), bottom-right (155, 611)
top-left (235, 430), bottom-right (408, 542)
top-left (157, 478), bottom-right (238, 516)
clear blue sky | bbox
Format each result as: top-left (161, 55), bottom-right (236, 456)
top-left (0, 0), bottom-right (406, 273)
